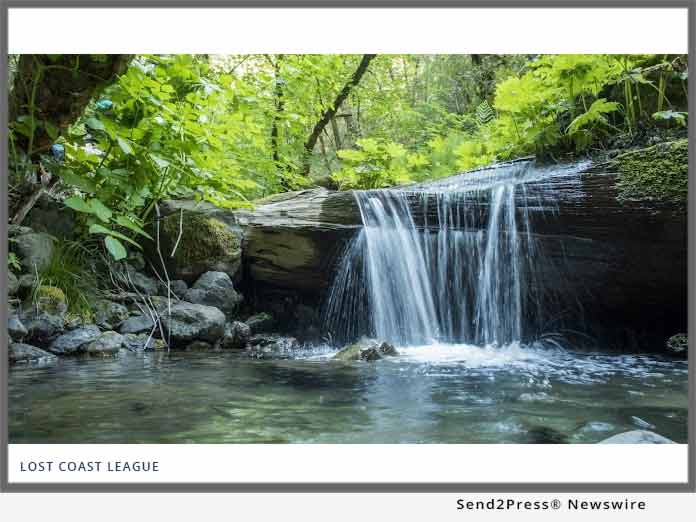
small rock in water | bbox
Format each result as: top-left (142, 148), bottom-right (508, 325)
top-left (9, 343), bottom-right (57, 365)
top-left (666, 333), bottom-right (687, 356)
top-left (631, 416), bottom-right (655, 430)
top-left (94, 300), bottom-right (130, 330)
top-left (219, 321), bottom-right (251, 350)
top-left (121, 333), bottom-right (166, 352)
top-left (333, 339), bottom-right (398, 362)
top-left (85, 331), bottom-right (124, 356)
top-left (160, 302), bottom-right (226, 346)
top-left (599, 430), bottom-right (674, 444)
top-left (246, 334), bottom-right (299, 358)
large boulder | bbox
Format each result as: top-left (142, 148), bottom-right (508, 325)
top-left (599, 430), bottom-right (675, 444)
top-left (13, 232), bottom-right (56, 272)
top-left (23, 312), bottom-right (65, 344)
top-left (160, 302), bottom-right (226, 346)
top-left (153, 205), bottom-right (243, 283)
top-left (333, 339), bottom-right (398, 362)
top-left (183, 271), bottom-right (242, 318)
top-left (48, 325), bottom-right (101, 355)
top-left (85, 331), bottom-right (124, 356)
top-left (9, 343), bottom-right (57, 365)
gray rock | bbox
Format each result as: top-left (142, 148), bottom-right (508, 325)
top-left (666, 333), bottom-right (687, 356)
top-left (8, 272), bottom-right (19, 296)
top-left (246, 334), bottom-right (299, 358)
top-left (121, 333), bottom-right (166, 352)
top-left (114, 264), bottom-right (160, 296)
top-left (160, 302), bottom-right (226, 345)
top-left (219, 321), bottom-right (251, 350)
top-left (599, 430), bottom-right (675, 444)
top-left (48, 325), bottom-right (101, 355)
top-left (17, 274), bottom-right (35, 296)
top-left (161, 279), bottom-right (188, 297)
top-left (8, 316), bottom-right (28, 340)
top-left (631, 416), bottom-right (656, 430)
top-left (9, 343), bottom-right (57, 365)
top-left (333, 339), bottom-right (398, 362)
top-left (119, 315), bottom-right (155, 335)
top-left (26, 198), bottom-right (76, 239)
top-left (245, 312), bottom-right (274, 334)
top-left (14, 232), bottom-right (56, 272)
top-left (184, 271), bottom-right (242, 318)
top-left (85, 331), bottom-right (124, 356)
top-left (94, 300), bottom-right (130, 329)
top-left (8, 224), bottom-right (33, 237)
top-left (24, 313), bottom-right (65, 343)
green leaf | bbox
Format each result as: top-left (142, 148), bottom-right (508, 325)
top-left (64, 197), bottom-right (93, 214)
top-left (89, 199), bottom-right (113, 222)
top-left (116, 215), bottom-right (153, 240)
top-left (104, 236), bottom-right (127, 261)
top-left (59, 170), bottom-right (97, 193)
top-left (88, 223), bottom-right (142, 249)
top-left (117, 136), bottom-right (134, 155)
top-left (85, 117), bottom-right (105, 131)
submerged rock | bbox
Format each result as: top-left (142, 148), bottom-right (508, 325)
top-left (9, 343), bottom-right (57, 365)
top-left (85, 331), bottom-right (124, 356)
top-left (666, 333), bottom-right (687, 356)
top-left (183, 271), bottom-right (242, 318)
top-left (245, 312), bottom-right (274, 334)
top-left (333, 339), bottom-right (398, 362)
top-left (599, 430), bottom-right (675, 444)
top-left (160, 302), bottom-right (226, 345)
top-left (48, 325), bottom-right (101, 355)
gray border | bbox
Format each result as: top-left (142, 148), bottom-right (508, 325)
top-left (0, 0), bottom-right (693, 494)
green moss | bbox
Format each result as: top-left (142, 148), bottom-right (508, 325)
top-left (34, 285), bottom-right (67, 315)
top-left (162, 212), bottom-right (241, 271)
top-left (614, 139), bottom-right (688, 207)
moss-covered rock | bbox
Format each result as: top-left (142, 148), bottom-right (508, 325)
top-left (159, 211), bottom-right (242, 282)
top-left (33, 285), bottom-right (67, 316)
top-left (333, 339), bottom-right (398, 362)
top-left (613, 139), bottom-right (688, 207)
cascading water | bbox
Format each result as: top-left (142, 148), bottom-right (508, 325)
top-left (323, 160), bottom-right (588, 347)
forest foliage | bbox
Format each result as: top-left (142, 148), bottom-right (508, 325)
top-left (8, 53), bottom-right (689, 261)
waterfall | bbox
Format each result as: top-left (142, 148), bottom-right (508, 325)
top-left (323, 161), bottom-right (587, 347)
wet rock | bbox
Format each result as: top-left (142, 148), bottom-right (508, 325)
top-left (9, 343), bottom-right (57, 365)
top-left (666, 333), bottom-right (687, 356)
top-left (160, 302), bottom-right (226, 345)
top-left (94, 300), bottom-right (130, 330)
top-left (599, 430), bottom-right (675, 444)
top-left (48, 325), bottom-right (101, 355)
top-left (219, 321), bottom-right (251, 350)
top-left (119, 315), bottom-right (155, 335)
top-left (14, 232), bottom-right (56, 272)
top-left (33, 285), bottom-right (67, 316)
top-left (246, 334), bottom-right (300, 358)
top-left (85, 331), bottom-right (124, 356)
top-left (183, 271), bottom-right (242, 318)
top-left (163, 279), bottom-right (188, 297)
top-left (631, 416), bottom-right (656, 430)
top-left (121, 333), bottom-right (166, 352)
top-left (24, 312), bottom-right (65, 344)
top-left (8, 272), bottom-right (19, 296)
top-left (8, 315), bottom-right (28, 340)
top-left (245, 312), bottom-right (274, 334)
top-left (333, 339), bottom-right (398, 362)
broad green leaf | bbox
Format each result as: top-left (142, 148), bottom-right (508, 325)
top-left (85, 117), bottom-right (105, 131)
top-left (64, 197), bottom-right (93, 214)
top-left (59, 170), bottom-right (97, 193)
top-left (116, 215), bottom-right (153, 240)
top-left (117, 136), bottom-right (134, 155)
top-left (89, 199), bottom-right (113, 222)
top-left (104, 236), bottom-right (127, 261)
top-left (88, 223), bottom-right (142, 249)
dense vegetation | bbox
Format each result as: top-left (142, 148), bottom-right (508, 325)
top-left (8, 53), bottom-right (688, 270)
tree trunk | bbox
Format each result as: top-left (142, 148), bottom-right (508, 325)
top-left (302, 54), bottom-right (377, 176)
